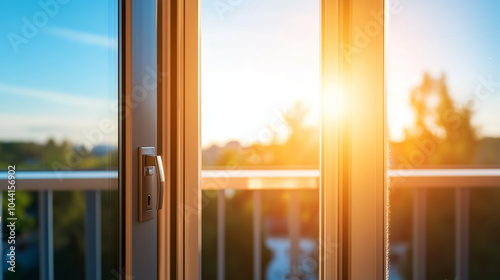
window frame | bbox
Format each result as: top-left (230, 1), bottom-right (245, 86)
top-left (320, 0), bottom-right (388, 279)
top-left (157, 0), bottom-right (201, 279)
top-left (320, 0), bottom-right (386, 279)
top-left (162, 0), bottom-right (387, 279)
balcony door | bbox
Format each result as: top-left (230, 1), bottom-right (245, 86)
top-left (0, 0), bottom-right (172, 279)
top-left (0, 1), bottom-right (123, 280)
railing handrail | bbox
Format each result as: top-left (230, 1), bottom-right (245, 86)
top-left (2, 169), bottom-right (500, 191)
top-left (0, 170), bottom-right (118, 180)
top-left (0, 170), bottom-right (118, 191)
top-left (388, 169), bottom-right (500, 188)
top-left (387, 169), bottom-right (500, 177)
top-left (201, 169), bottom-right (320, 178)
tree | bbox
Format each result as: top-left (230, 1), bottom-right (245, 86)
top-left (403, 73), bottom-right (477, 165)
top-left (392, 73), bottom-right (478, 279)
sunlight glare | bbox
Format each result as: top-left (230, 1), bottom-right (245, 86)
top-left (323, 87), bottom-right (345, 121)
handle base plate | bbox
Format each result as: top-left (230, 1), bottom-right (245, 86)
top-left (138, 147), bottom-right (156, 222)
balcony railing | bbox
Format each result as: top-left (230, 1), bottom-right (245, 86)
top-left (0, 171), bottom-right (117, 280)
top-left (2, 168), bottom-right (500, 280)
top-left (202, 169), bottom-right (320, 280)
top-left (203, 168), bottom-right (500, 280)
top-left (388, 168), bottom-right (500, 280)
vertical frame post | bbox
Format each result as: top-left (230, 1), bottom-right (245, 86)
top-left (183, 0), bottom-right (201, 279)
top-left (321, 0), bottom-right (386, 279)
top-left (320, 0), bottom-right (341, 278)
top-left (157, 0), bottom-right (201, 278)
top-left (120, 0), bottom-right (133, 278)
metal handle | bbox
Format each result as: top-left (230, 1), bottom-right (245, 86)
top-left (145, 155), bottom-right (165, 210)
top-left (154, 156), bottom-right (165, 210)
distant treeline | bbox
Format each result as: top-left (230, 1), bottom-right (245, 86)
top-left (0, 139), bottom-right (118, 170)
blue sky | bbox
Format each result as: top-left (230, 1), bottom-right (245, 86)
top-left (0, 0), bottom-right (118, 146)
top-left (388, 0), bottom-right (500, 141)
top-left (1, 0), bottom-right (499, 147)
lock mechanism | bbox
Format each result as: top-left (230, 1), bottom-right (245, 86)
top-left (138, 147), bottom-right (165, 222)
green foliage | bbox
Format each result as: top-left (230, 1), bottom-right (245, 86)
top-left (202, 191), bottom-right (219, 279)
top-left (53, 191), bottom-right (85, 280)
top-left (101, 190), bottom-right (120, 280)
top-left (466, 188), bottom-right (500, 278)
top-left (1, 191), bottom-right (38, 279)
top-left (0, 139), bottom-right (118, 279)
top-left (0, 139), bottom-right (118, 170)
top-left (2, 191), bottom-right (37, 235)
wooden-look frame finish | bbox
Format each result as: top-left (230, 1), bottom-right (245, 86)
top-left (320, 0), bottom-right (386, 279)
top-left (120, 0), bottom-right (199, 278)
top-left (156, 0), bottom-right (385, 278)
top-left (157, 0), bottom-right (172, 278)
top-left (120, 0), bottom-right (133, 278)
top-left (158, 0), bottom-right (200, 279)
top-left (320, 0), bottom-right (341, 278)
top-left (184, 1), bottom-right (201, 278)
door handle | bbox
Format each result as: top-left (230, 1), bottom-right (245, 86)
top-left (145, 155), bottom-right (165, 210)
top-left (138, 147), bottom-right (165, 222)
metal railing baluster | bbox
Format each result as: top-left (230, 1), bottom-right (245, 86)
top-left (253, 190), bottom-right (262, 280)
top-left (0, 169), bottom-right (491, 279)
top-left (455, 188), bottom-right (469, 280)
top-left (288, 190), bottom-right (302, 279)
top-left (39, 190), bottom-right (54, 280)
top-left (413, 188), bottom-right (426, 280)
top-left (85, 190), bottom-right (102, 280)
top-left (217, 190), bottom-right (225, 280)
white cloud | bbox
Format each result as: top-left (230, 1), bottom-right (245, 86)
top-left (0, 113), bottom-right (118, 145)
top-left (45, 27), bottom-right (118, 50)
top-left (0, 83), bottom-right (112, 109)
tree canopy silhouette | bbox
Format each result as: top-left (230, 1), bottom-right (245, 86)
top-left (400, 73), bottom-right (477, 166)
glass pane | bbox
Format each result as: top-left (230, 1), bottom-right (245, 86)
top-left (388, 1), bottom-right (500, 279)
top-left (0, 1), bottom-right (119, 279)
top-left (388, 1), bottom-right (500, 167)
top-left (201, 0), bottom-right (320, 279)
top-left (201, 0), bottom-right (320, 168)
